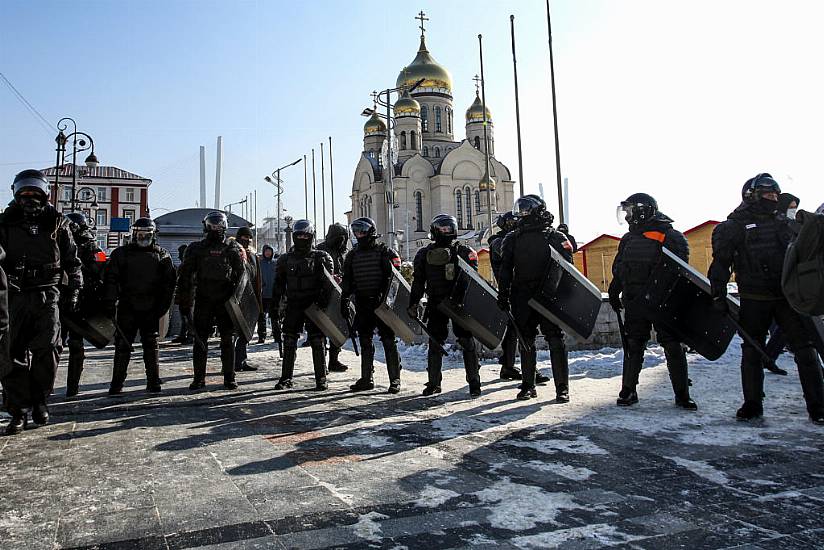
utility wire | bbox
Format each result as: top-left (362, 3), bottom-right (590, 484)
top-left (0, 71), bottom-right (54, 136)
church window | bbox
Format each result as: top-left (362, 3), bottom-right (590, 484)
top-left (423, 146), bottom-right (428, 157)
top-left (446, 107), bottom-right (452, 133)
top-left (434, 147), bottom-right (440, 158)
top-left (400, 131), bottom-right (407, 150)
top-left (474, 136), bottom-right (481, 149)
top-left (415, 191), bottom-right (423, 231)
top-left (455, 190), bottom-right (464, 229)
top-left (475, 190), bottom-right (481, 213)
top-left (410, 131), bottom-right (417, 150)
top-left (421, 105), bottom-right (429, 132)
top-left (435, 107), bottom-right (442, 133)
top-left (465, 187), bottom-right (472, 229)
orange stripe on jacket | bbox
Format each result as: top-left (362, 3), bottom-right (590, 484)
top-left (642, 231), bottom-right (666, 243)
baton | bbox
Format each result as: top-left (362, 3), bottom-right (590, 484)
top-left (111, 318), bottom-right (135, 353)
top-left (343, 310), bottom-right (360, 357)
top-left (412, 316), bottom-right (449, 357)
top-left (614, 308), bottom-right (629, 352)
top-left (726, 313), bottom-right (783, 372)
top-left (503, 308), bottom-right (533, 353)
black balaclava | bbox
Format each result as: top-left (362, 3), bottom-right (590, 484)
top-left (17, 192), bottom-right (45, 220)
top-left (294, 234), bottom-right (312, 253)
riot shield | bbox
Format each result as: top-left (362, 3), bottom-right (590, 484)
top-left (638, 247), bottom-right (740, 361)
top-left (225, 267), bottom-right (260, 342)
top-left (528, 246), bottom-right (602, 342)
top-left (304, 268), bottom-right (351, 349)
top-left (61, 311), bottom-right (116, 349)
top-left (158, 308), bottom-right (170, 340)
top-left (436, 257), bottom-right (507, 350)
top-left (374, 266), bottom-right (421, 344)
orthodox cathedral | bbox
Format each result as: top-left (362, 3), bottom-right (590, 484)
top-left (348, 14), bottom-right (515, 259)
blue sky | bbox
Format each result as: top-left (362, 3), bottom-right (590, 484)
top-left (2, 0), bottom-right (823, 243)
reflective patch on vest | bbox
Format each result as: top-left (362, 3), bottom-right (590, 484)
top-left (642, 231), bottom-right (666, 243)
top-left (745, 224), bottom-right (757, 229)
top-left (426, 247), bottom-right (451, 266)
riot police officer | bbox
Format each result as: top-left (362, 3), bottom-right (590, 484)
top-left (408, 214), bottom-right (481, 398)
top-left (233, 226), bottom-right (260, 372)
top-left (176, 211), bottom-right (245, 390)
top-left (341, 217), bottom-right (402, 393)
top-left (62, 211), bottom-right (107, 396)
top-left (557, 223), bottom-right (578, 253)
top-left (609, 193), bottom-right (696, 410)
top-left (497, 195), bottom-right (573, 402)
top-left (317, 222), bottom-right (350, 373)
top-left (104, 218), bottom-right (176, 394)
top-left (488, 212), bottom-right (522, 381)
top-left (272, 220), bottom-right (334, 390)
top-left (709, 174), bottom-right (824, 423)
top-left (0, 170), bottom-right (82, 434)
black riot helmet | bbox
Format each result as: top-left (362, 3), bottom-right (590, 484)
top-left (202, 211), bottom-right (228, 242)
top-left (617, 193), bottom-right (658, 226)
top-left (742, 173), bottom-right (781, 203)
top-left (325, 222), bottom-right (350, 248)
top-left (496, 211), bottom-right (516, 232)
top-left (13, 169), bottom-right (50, 219)
top-left (512, 194), bottom-right (546, 219)
top-left (65, 211), bottom-right (96, 242)
top-left (429, 214), bottom-right (458, 245)
top-left (350, 217), bottom-right (377, 246)
top-left (292, 219), bottom-right (315, 252)
top-left (131, 217), bottom-right (157, 248)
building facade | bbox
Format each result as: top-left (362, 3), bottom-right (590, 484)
top-left (43, 164), bottom-right (151, 251)
top-left (348, 19), bottom-right (515, 260)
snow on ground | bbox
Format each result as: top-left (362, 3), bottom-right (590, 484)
top-left (665, 456), bottom-right (730, 485)
top-left (351, 511), bottom-right (390, 542)
top-left (511, 523), bottom-right (645, 549)
top-left (473, 478), bottom-right (582, 531)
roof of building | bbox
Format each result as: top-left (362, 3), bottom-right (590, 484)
top-left (42, 164), bottom-right (152, 183)
top-left (154, 208), bottom-right (251, 229)
top-left (683, 220), bottom-right (721, 235)
top-left (577, 233), bottom-right (621, 251)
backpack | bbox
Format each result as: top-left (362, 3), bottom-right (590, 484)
top-left (782, 211), bottom-right (824, 315)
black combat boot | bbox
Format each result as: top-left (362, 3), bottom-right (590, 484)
top-left (675, 392), bottom-right (698, 410)
top-left (5, 407), bottom-right (26, 435)
top-left (351, 336), bottom-right (375, 391)
top-left (736, 400), bottom-right (763, 421)
top-left (810, 408), bottom-right (824, 425)
top-left (621, 339), bottom-right (645, 392)
top-left (423, 344), bottom-right (443, 395)
top-left (549, 337), bottom-right (570, 403)
top-left (617, 387), bottom-right (638, 406)
top-left (276, 337), bottom-right (297, 389)
top-left (517, 387), bottom-right (537, 400)
top-left (460, 337), bottom-right (482, 398)
top-left (220, 333), bottom-right (237, 389)
top-left (190, 329), bottom-right (208, 390)
top-left (795, 347), bottom-right (824, 420)
top-left (310, 337), bottom-right (328, 390)
top-left (499, 326), bottom-right (521, 380)
top-left (328, 345), bottom-right (348, 372)
top-left (66, 340), bottom-right (84, 397)
top-left (109, 348), bottom-right (131, 395)
top-left (143, 339), bottom-right (163, 393)
top-left (32, 402), bottom-right (49, 425)
top-left (383, 337), bottom-right (402, 394)
top-left (517, 341), bottom-right (538, 400)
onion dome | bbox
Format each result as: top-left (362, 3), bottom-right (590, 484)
top-left (396, 35), bottom-right (453, 94)
top-left (466, 92), bottom-right (492, 124)
top-left (393, 90), bottom-right (421, 117)
top-left (479, 169), bottom-right (496, 191)
top-left (363, 111), bottom-right (386, 136)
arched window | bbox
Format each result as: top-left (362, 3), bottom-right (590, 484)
top-left (475, 190), bottom-right (481, 214)
top-left (455, 190), bottom-right (464, 229)
top-left (421, 105), bottom-right (429, 132)
top-left (465, 187), bottom-right (472, 228)
top-left (435, 106), bottom-right (442, 133)
top-left (434, 147), bottom-right (440, 158)
top-left (414, 191), bottom-right (423, 231)
top-left (446, 107), bottom-right (452, 133)
top-left (410, 131), bottom-right (417, 150)
top-left (474, 136), bottom-right (481, 149)
top-left (400, 131), bottom-right (407, 150)
top-left (423, 146), bottom-right (429, 157)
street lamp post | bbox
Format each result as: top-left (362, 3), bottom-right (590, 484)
top-left (54, 117), bottom-right (99, 211)
top-left (284, 215), bottom-right (294, 251)
top-left (264, 158), bottom-right (303, 254)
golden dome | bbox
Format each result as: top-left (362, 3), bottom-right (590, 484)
top-left (393, 90), bottom-right (420, 117)
top-left (363, 111), bottom-right (386, 136)
top-left (466, 92), bottom-right (492, 123)
top-left (479, 170), bottom-right (496, 191)
top-left (396, 36), bottom-right (453, 94)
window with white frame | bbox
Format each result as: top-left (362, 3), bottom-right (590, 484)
top-left (96, 209), bottom-right (108, 226)
top-left (124, 209), bottom-right (135, 223)
top-left (97, 187), bottom-right (107, 201)
top-left (125, 188), bottom-right (135, 202)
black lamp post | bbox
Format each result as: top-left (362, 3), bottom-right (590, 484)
top-left (264, 158), bottom-right (303, 254)
top-left (54, 117), bottom-right (99, 211)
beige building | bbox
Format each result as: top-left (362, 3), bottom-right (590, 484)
top-left (348, 20), bottom-right (515, 260)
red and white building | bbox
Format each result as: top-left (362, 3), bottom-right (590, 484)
top-left (42, 164), bottom-right (151, 251)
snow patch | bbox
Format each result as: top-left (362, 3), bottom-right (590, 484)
top-left (413, 486), bottom-right (461, 508)
top-left (666, 456), bottom-right (730, 485)
top-left (473, 478), bottom-right (581, 530)
top-left (351, 511), bottom-right (389, 542)
top-left (339, 433), bottom-right (393, 449)
top-left (526, 460), bottom-right (596, 481)
top-left (504, 435), bottom-right (608, 456)
top-left (511, 523), bottom-right (644, 548)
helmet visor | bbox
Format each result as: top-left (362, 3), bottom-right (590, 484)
top-left (616, 203), bottom-right (633, 226)
top-left (134, 229), bottom-right (154, 247)
top-left (512, 197), bottom-right (539, 218)
top-left (350, 219), bottom-right (373, 237)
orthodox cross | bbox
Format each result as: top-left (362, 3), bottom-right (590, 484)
top-left (416, 11), bottom-right (428, 37)
top-left (473, 74), bottom-right (481, 95)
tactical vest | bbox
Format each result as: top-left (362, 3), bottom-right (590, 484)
top-left (509, 227), bottom-right (558, 290)
top-left (617, 231), bottom-right (666, 299)
top-left (285, 250), bottom-right (323, 300)
top-left (2, 220), bottom-right (62, 290)
top-left (734, 218), bottom-right (787, 293)
top-left (197, 242), bottom-right (234, 285)
top-left (424, 243), bottom-right (465, 299)
top-left (117, 245), bottom-right (169, 311)
top-left (350, 244), bottom-right (387, 299)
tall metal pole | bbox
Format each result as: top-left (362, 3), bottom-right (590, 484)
top-left (303, 154), bottom-right (308, 219)
top-left (254, 189), bottom-right (258, 251)
top-left (276, 168), bottom-right (282, 253)
top-left (70, 135), bottom-right (79, 212)
top-left (328, 136), bottom-right (335, 223)
top-left (385, 88), bottom-right (396, 251)
top-left (546, 0), bottom-right (565, 224)
top-left (510, 15), bottom-right (525, 195)
top-left (320, 141), bottom-right (327, 232)
top-left (311, 149), bottom-right (318, 229)
top-left (53, 133), bottom-right (64, 207)
top-left (479, 34), bottom-right (494, 234)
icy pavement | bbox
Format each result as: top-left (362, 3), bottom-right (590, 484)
top-left (1, 337), bottom-right (823, 549)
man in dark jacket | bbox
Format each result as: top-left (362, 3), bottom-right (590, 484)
top-left (709, 174), bottom-right (824, 423)
top-left (273, 220), bottom-right (334, 390)
top-left (557, 224), bottom-right (578, 253)
top-left (172, 244), bottom-right (193, 345)
top-left (609, 193), bottom-right (696, 410)
top-left (488, 212), bottom-right (522, 381)
top-left (498, 195), bottom-right (574, 402)
top-left (61, 211), bottom-right (107, 396)
top-left (233, 227), bottom-right (260, 372)
top-left (409, 214), bottom-right (481, 398)
top-left (0, 170), bottom-right (82, 434)
top-left (341, 217), bottom-right (402, 393)
top-left (257, 244), bottom-right (277, 343)
top-left (104, 218), bottom-right (176, 394)
top-left (317, 223), bottom-right (350, 372)
top-left (176, 211), bottom-right (245, 390)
